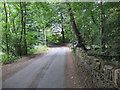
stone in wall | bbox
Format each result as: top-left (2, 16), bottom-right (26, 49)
top-left (74, 47), bottom-right (120, 88)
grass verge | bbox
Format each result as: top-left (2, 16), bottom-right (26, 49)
top-left (1, 45), bottom-right (49, 64)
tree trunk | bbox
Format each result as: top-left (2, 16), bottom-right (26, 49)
top-left (100, 1), bottom-right (105, 50)
top-left (19, 2), bottom-right (28, 55)
top-left (67, 3), bottom-right (87, 50)
top-left (23, 2), bottom-right (27, 55)
top-left (4, 2), bottom-right (9, 56)
top-left (61, 24), bottom-right (65, 43)
top-left (43, 26), bottom-right (46, 45)
top-left (19, 2), bottom-right (24, 56)
top-left (61, 13), bottom-right (65, 43)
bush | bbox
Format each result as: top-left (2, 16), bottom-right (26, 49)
top-left (1, 53), bottom-right (20, 64)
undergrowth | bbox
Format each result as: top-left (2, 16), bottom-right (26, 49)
top-left (1, 44), bottom-right (49, 64)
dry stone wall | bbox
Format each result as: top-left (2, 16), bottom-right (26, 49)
top-left (74, 47), bottom-right (120, 88)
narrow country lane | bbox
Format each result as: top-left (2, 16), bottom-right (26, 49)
top-left (3, 47), bottom-right (70, 88)
top-left (2, 2), bottom-right (119, 89)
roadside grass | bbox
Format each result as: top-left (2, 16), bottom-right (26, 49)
top-left (1, 45), bottom-right (49, 64)
top-left (28, 45), bottom-right (49, 55)
top-left (1, 55), bottom-right (21, 64)
top-left (0, 52), bottom-right (21, 64)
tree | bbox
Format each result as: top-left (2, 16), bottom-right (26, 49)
top-left (1, 2), bottom-right (120, 63)
top-left (99, 1), bottom-right (105, 50)
top-left (3, 2), bottom-right (9, 57)
top-left (67, 3), bottom-right (87, 50)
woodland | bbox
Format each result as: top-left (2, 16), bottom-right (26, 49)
top-left (1, 2), bottom-right (120, 64)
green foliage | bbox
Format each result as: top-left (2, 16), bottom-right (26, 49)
top-left (1, 53), bottom-right (21, 64)
top-left (103, 60), bottom-right (119, 68)
top-left (28, 44), bottom-right (49, 55)
top-left (1, 2), bottom-right (120, 64)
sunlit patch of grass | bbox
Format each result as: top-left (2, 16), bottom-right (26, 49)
top-left (34, 45), bottom-right (49, 53)
top-left (0, 53), bottom-right (21, 64)
top-left (1, 45), bottom-right (49, 64)
top-left (0, 52), bottom-right (6, 63)
top-left (28, 44), bottom-right (49, 55)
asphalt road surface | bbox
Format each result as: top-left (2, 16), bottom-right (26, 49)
top-left (3, 47), bottom-right (69, 88)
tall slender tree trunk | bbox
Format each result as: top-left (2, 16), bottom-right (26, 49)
top-left (19, 2), bottom-right (24, 56)
top-left (23, 2), bottom-right (27, 55)
top-left (19, 2), bottom-right (27, 55)
top-left (61, 13), bottom-right (65, 43)
top-left (100, 1), bottom-right (105, 50)
top-left (61, 24), bottom-right (65, 43)
top-left (4, 2), bottom-right (9, 56)
top-left (67, 3), bottom-right (87, 50)
top-left (43, 26), bottom-right (46, 45)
